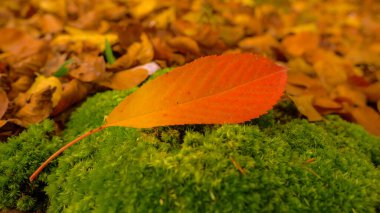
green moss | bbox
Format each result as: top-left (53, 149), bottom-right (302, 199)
top-left (0, 120), bottom-right (63, 211)
top-left (44, 90), bottom-right (380, 213)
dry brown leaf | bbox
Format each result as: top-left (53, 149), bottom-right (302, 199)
top-left (129, 0), bottom-right (157, 19)
top-left (377, 100), bottom-right (380, 112)
top-left (27, 75), bottom-right (62, 107)
top-left (282, 31), bottom-right (319, 56)
top-left (219, 26), bottom-right (245, 45)
top-left (53, 79), bottom-right (92, 116)
top-left (167, 36), bottom-right (200, 55)
top-left (39, 13), bottom-right (63, 33)
top-left (289, 95), bottom-right (323, 121)
top-left (286, 84), bottom-right (305, 96)
top-left (8, 76), bottom-right (34, 99)
top-left (13, 87), bottom-right (53, 127)
top-left (349, 106), bottom-right (380, 136)
top-left (238, 33), bottom-right (279, 53)
top-left (41, 54), bottom-right (67, 76)
top-left (360, 82), bottom-right (380, 102)
top-left (0, 88), bottom-right (8, 119)
top-left (313, 61), bottom-right (347, 87)
top-left (0, 120), bottom-right (6, 128)
top-left (0, 28), bottom-right (46, 59)
top-left (152, 37), bottom-right (175, 62)
top-left (98, 68), bottom-right (149, 90)
top-left (33, 0), bottom-right (67, 18)
top-left (152, 7), bottom-right (176, 29)
top-left (313, 96), bottom-right (342, 109)
top-left (331, 84), bottom-right (366, 107)
top-left (287, 57), bottom-right (315, 75)
top-left (52, 27), bottom-right (118, 51)
top-left (108, 33), bottom-right (154, 70)
top-left (287, 73), bottom-right (320, 88)
top-left (70, 55), bottom-right (105, 82)
top-left (9, 52), bottom-right (48, 76)
top-left (114, 22), bottom-right (142, 49)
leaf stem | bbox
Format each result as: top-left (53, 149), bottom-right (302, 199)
top-left (29, 125), bottom-right (107, 182)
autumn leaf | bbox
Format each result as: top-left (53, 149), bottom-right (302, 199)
top-left (0, 88), bottom-right (8, 119)
top-left (52, 27), bottom-right (117, 51)
top-left (13, 87), bottom-right (54, 127)
top-left (30, 53), bottom-right (287, 181)
top-left (52, 80), bottom-right (92, 116)
top-left (282, 31), bottom-right (319, 56)
top-left (27, 75), bottom-right (62, 107)
top-left (0, 28), bottom-right (46, 59)
top-left (289, 95), bottom-right (323, 121)
top-left (69, 55), bottom-right (105, 82)
top-left (349, 106), bottom-right (380, 136)
top-left (98, 62), bottom-right (160, 90)
top-left (105, 53), bottom-right (287, 127)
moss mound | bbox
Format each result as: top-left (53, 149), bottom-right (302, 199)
top-left (45, 90), bottom-right (380, 212)
top-left (0, 120), bottom-right (62, 211)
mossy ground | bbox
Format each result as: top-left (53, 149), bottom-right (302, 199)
top-left (1, 89), bottom-right (379, 212)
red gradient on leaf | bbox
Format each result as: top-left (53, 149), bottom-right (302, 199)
top-left (106, 53), bottom-right (287, 128)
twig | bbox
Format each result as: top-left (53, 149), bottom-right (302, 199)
top-left (29, 125), bottom-right (107, 182)
top-left (230, 157), bottom-right (246, 175)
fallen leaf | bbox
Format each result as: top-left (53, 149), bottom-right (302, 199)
top-left (27, 75), bottom-right (62, 107)
top-left (152, 7), bottom-right (176, 29)
top-left (287, 73), bottom-right (320, 88)
top-left (289, 95), bottom-right (323, 121)
top-left (313, 60), bottom-right (347, 87)
top-left (38, 13), bottom-right (63, 34)
top-left (0, 88), bottom-right (8, 119)
top-left (349, 106), bottom-right (380, 136)
top-left (13, 87), bottom-right (54, 127)
top-left (99, 62), bottom-right (160, 90)
top-left (33, 0), bottom-right (67, 18)
top-left (108, 33), bottom-right (154, 70)
top-left (331, 84), bottom-right (366, 107)
top-left (287, 57), bottom-right (315, 75)
top-left (98, 68), bottom-right (149, 90)
top-left (129, 0), bottom-right (157, 19)
top-left (0, 120), bottom-right (6, 128)
top-left (167, 36), bottom-right (201, 55)
top-left (360, 82), bottom-right (380, 102)
top-left (238, 33), bottom-right (279, 53)
top-left (313, 96), bottom-right (342, 109)
top-left (52, 27), bottom-right (118, 51)
top-left (8, 76), bottom-right (34, 99)
top-left (219, 26), bottom-right (245, 45)
top-left (282, 31), bottom-right (319, 56)
top-left (0, 28), bottom-right (46, 59)
top-left (53, 79), bottom-right (92, 116)
top-left (286, 84), bottom-right (305, 96)
top-left (106, 53), bottom-right (287, 128)
top-left (70, 55), bottom-right (105, 82)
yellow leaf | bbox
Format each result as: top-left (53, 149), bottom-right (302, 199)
top-left (313, 61), bottom-right (347, 87)
top-left (238, 34), bottom-right (278, 53)
top-left (27, 75), bottom-right (62, 107)
top-left (349, 106), bottom-right (380, 136)
top-left (287, 57), bottom-right (315, 75)
top-left (282, 31), bottom-right (319, 56)
top-left (289, 95), bottom-right (323, 121)
top-left (108, 33), bottom-right (154, 69)
top-left (331, 84), bottom-right (366, 107)
top-left (130, 0), bottom-right (157, 19)
top-left (52, 27), bottom-right (118, 51)
top-left (32, 0), bottom-right (66, 18)
top-left (153, 8), bottom-right (176, 29)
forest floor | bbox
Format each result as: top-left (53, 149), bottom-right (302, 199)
top-left (0, 0), bottom-right (380, 139)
